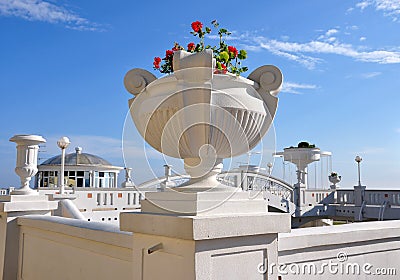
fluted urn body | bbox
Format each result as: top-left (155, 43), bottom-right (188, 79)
top-left (9, 134), bottom-right (46, 195)
top-left (124, 50), bottom-right (283, 191)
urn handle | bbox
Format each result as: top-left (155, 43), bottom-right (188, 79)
top-left (247, 65), bottom-right (283, 97)
top-left (124, 68), bottom-right (157, 95)
top-left (247, 65), bottom-right (283, 121)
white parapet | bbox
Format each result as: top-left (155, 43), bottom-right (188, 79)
top-left (0, 194), bottom-right (58, 279)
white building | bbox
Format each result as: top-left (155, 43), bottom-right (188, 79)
top-left (36, 147), bottom-right (123, 189)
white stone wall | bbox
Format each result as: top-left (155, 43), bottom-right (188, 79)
top-left (277, 221), bottom-right (400, 279)
top-left (16, 216), bottom-right (133, 280)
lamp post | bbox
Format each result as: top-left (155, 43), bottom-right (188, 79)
top-left (355, 155), bottom-right (362, 187)
top-left (57, 137), bottom-right (70, 194)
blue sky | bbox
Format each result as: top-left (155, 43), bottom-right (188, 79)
top-left (0, 0), bottom-right (399, 189)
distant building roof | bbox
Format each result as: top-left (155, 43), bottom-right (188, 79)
top-left (41, 152), bottom-right (112, 166)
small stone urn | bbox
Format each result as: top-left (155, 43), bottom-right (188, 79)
top-left (329, 173), bottom-right (341, 190)
top-left (124, 50), bottom-right (283, 192)
top-left (9, 135), bottom-right (46, 195)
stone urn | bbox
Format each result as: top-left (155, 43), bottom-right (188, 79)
top-left (329, 173), bottom-right (341, 189)
top-left (124, 50), bottom-right (283, 192)
top-left (9, 134), bottom-right (46, 195)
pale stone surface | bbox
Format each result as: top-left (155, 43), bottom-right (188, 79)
top-left (17, 216), bottom-right (132, 280)
top-left (0, 195), bottom-right (57, 280)
top-left (140, 190), bottom-right (268, 216)
top-left (121, 211), bottom-right (290, 280)
top-left (278, 220), bottom-right (400, 279)
top-left (120, 212), bottom-right (290, 240)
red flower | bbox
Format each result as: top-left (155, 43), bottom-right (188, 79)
top-left (191, 21), bottom-right (203, 33)
top-left (214, 63), bottom-right (227, 74)
top-left (228, 46), bottom-right (238, 57)
top-left (153, 57), bottom-right (161, 69)
top-left (187, 42), bottom-right (196, 51)
top-left (165, 50), bottom-right (174, 58)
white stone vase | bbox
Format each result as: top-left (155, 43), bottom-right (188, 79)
top-left (329, 175), bottom-right (341, 188)
top-left (124, 50), bottom-right (283, 192)
top-left (9, 135), bottom-right (46, 195)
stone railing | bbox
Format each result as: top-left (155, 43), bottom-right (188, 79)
top-left (16, 215), bottom-right (133, 280)
top-left (277, 220), bottom-right (400, 279)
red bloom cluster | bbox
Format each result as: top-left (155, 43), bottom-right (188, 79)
top-left (191, 21), bottom-right (203, 33)
top-left (187, 42), bottom-right (195, 52)
top-left (153, 57), bottom-right (161, 69)
top-left (221, 63), bottom-right (227, 72)
top-left (228, 46), bottom-right (238, 57)
top-left (152, 20), bottom-right (248, 75)
top-left (165, 50), bottom-right (174, 58)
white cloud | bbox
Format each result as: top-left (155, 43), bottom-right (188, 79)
top-left (356, 0), bottom-right (400, 21)
top-left (361, 71), bottom-right (382, 78)
top-left (348, 25), bottom-right (359, 30)
top-left (252, 34), bottom-right (400, 69)
top-left (281, 82), bottom-right (318, 94)
top-left (356, 1), bottom-right (372, 10)
top-left (0, 0), bottom-right (102, 31)
top-left (360, 36), bottom-right (367, 41)
top-left (326, 29), bottom-right (339, 36)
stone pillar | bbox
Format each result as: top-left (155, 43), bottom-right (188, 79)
top-left (0, 134), bottom-right (58, 279)
top-left (293, 169), bottom-right (307, 217)
top-left (120, 191), bottom-right (290, 280)
top-left (0, 195), bottom-right (58, 280)
top-left (354, 184), bottom-right (366, 221)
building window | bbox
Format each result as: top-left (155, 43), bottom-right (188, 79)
top-left (39, 171), bottom-right (58, 188)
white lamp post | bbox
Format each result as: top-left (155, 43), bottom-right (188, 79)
top-left (57, 137), bottom-right (70, 194)
top-left (355, 155), bottom-right (362, 187)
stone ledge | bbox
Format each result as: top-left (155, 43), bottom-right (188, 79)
top-left (120, 212), bottom-right (290, 240)
top-left (278, 220), bottom-right (400, 251)
top-left (0, 195), bottom-right (58, 212)
top-left (17, 215), bottom-right (132, 248)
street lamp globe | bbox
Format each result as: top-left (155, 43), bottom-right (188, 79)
top-left (57, 136), bottom-right (70, 149)
top-left (355, 155), bottom-right (362, 163)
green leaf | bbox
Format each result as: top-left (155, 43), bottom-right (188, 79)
top-left (219, 51), bottom-right (229, 63)
top-left (238, 50), bottom-right (247, 60)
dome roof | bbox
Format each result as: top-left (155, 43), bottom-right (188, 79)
top-left (41, 152), bottom-right (112, 166)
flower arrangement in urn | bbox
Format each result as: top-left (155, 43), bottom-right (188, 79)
top-left (124, 19), bottom-right (283, 193)
top-left (153, 20), bottom-right (248, 75)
